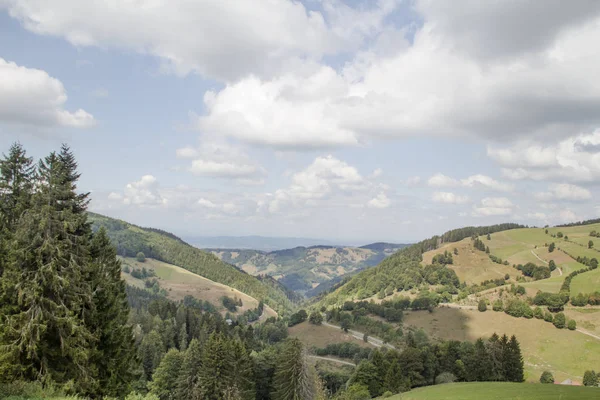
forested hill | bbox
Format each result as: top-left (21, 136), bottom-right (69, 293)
top-left (319, 223), bottom-right (524, 305)
top-left (88, 212), bottom-right (294, 313)
top-left (208, 242), bottom-right (408, 296)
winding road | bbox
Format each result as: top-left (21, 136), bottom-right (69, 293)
top-left (308, 355), bottom-right (356, 367)
top-left (321, 320), bottom-right (396, 350)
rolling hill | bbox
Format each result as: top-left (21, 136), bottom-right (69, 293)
top-left (88, 212), bottom-right (295, 314)
top-left (208, 242), bottom-right (407, 296)
top-left (394, 382), bottom-right (599, 400)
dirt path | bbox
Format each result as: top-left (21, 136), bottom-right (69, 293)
top-left (577, 328), bottom-right (600, 341)
top-left (308, 355), bottom-right (356, 367)
top-left (321, 320), bottom-right (396, 350)
top-left (531, 250), bottom-right (562, 276)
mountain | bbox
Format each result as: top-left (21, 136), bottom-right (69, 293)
top-left (185, 235), bottom-right (340, 251)
top-left (88, 212), bottom-right (295, 313)
top-left (318, 223), bottom-right (525, 305)
top-left (207, 242), bottom-right (409, 296)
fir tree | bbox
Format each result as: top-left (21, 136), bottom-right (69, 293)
top-left (0, 151), bottom-right (94, 390)
top-left (149, 349), bottom-right (184, 400)
top-left (140, 330), bottom-right (165, 381)
top-left (228, 339), bottom-right (255, 400)
top-left (176, 338), bottom-right (203, 400)
top-left (505, 336), bottom-right (524, 382)
top-left (87, 227), bottom-right (137, 397)
top-left (273, 338), bottom-right (316, 400)
top-left (0, 142), bottom-right (35, 230)
top-left (197, 333), bottom-right (233, 399)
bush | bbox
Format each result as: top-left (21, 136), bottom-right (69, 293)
top-left (568, 319), bottom-right (577, 330)
top-left (436, 372), bottom-right (457, 384)
top-left (583, 370), bottom-right (598, 387)
top-left (136, 251), bottom-right (146, 262)
top-left (289, 309), bottom-right (308, 326)
top-left (553, 312), bottom-right (566, 329)
top-left (548, 242), bottom-right (555, 252)
top-left (478, 299), bottom-right (487, 312)
top-left (381, 391), bottom-right (393, 398)
top-left (492, 300), bottom-right (503, 312)
top-left (533, 307), bottom-right (544, 319)
top-left (540, 371), bottom-right (554, 384)
top-left (309, 311), bottom-right (323, 325)
top-left (543, 311), bottom-right (554, 323)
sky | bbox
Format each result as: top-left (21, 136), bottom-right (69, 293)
top-left (1, 0), bottom-right (600, 244)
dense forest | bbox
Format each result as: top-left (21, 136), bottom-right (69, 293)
top-left (88, 212), bottom-right (296, 313)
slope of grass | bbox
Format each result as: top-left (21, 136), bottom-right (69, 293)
top-left (422, 238), bottom-right (514, 285)
top-left (121, 257), bottom-right (277, 318)
top-left (394, 382), bottom-right (599, 400)
top-left (88, 212), bottom-right (293, 313)
top-left (289, 321), bottom-right (374, 350)
top-left (571, 267), bottom-right (600, 295)
top-left (403, 307), bottom-right (600, 383)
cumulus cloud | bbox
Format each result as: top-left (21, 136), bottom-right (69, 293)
top-left (472, 197), bottom-right (514, 216)
top-left (403, 176), bottom-right (421, 186)
top-left (461, 174), bottom-right (514, 192)
top-left (535, 183), bottom-right (592, 201)
top-left (177, 139), bottom-right (265, 181)
top-left (488, 130), bottom-right (600, 182)
top-left (367, 192), bottom-right (391, 209)
top-left (122, 175), bottom-right (167, 207)
top-left (428, 173), bottom-right (512, 192)
top-left (427, 174), bottom-right (459, 187)
top-left (268, 155), bottom-right (366, 213)
top-left (431, 192), bottom-right (469, 204)
top-left (0, 58), bottom-right (95, 128)
top-left (2, 0), bottom-right (399, 82)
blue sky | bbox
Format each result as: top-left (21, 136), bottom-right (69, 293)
top-left (2, 0), bottom-right (600, 243)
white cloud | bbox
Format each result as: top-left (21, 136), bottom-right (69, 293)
top-left (535, 183), bottom-right (592, 201)
top-left (122, 175), bottom-right (167, 207)
top-left (428, 173), bottom-right (512, 192)
top-left (2, 0), bottom-right (399, 82)
top-left (0, 58), bottom-right (95, 128)
top-left (472, 197), bottom-right (514, 216)
top-left (427, 173), bottom-right (459, 187)
top-left (558, 209), bottom-right (580, 223)
top-left (526, 212), bottom-right (547, 221)
top-left (107, 192), bottom-right (122, 201)
top-left (461, 174), bottom-right (514, 192)
top-left (370, 168), bottom-right (383, 178)
top-left (367, 192), bottom-right (391, 209)
top-left (432, 191), bottom-right (469, 204)
top-left (489, 130), bottom-right (600, 182)
top-left (268, 155), bottom-right (365, 213)
top-left (178, 139), bottom-right (265, 181)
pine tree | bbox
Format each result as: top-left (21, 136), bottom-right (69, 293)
top-left (87, 227), bottom-right (137, 397)
top-left (0, 142), bottom-right (35, 230)
top-left (0, 151), bottom-right (95, 390)
top-left (140, 330), bottom-right (165, 381)
top-left (228, 339), bottom-right (255, 400)
top-left (178, 322), bottom-right (188, 351)
top-left (273, 338), bottom-right (316, 400)
top-left (176, 338), bottom-right (203, 400)
top-left (505, 336), bottom-right (524, 382)
top-left (149, 349), bottom-right (184, 400)
top-left (197, 333), bottom-right (232, 399)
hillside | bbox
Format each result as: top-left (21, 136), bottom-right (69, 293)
top-left (208, 242), bottom-right (407, 296)
top-left (88, 212), bottom-right (294, 313)
top-left (319, 224), bottom-right (524, 305)
top-left (120, 257), bottom-right (277, 319)
top-left (394, 382), bottom-right (599, 400)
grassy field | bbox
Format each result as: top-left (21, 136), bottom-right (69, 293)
top-left (422, 238), bottom-right (514, 284)
top-left (121, 257), bottom-right (277, 318)
top-left (393, 382), bottom-right (599, 400)
top-left (288, 321), bottom-right (374, 350)
top-left (403, 307), bottom-right (600, 383)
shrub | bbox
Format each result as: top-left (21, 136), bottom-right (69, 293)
top-left (553, 312), bottom-right (566, 329)
top-left (136, 251), bottom-right (146, 262)
top-left (548, 242), bottom-right (555, 252)
top-left (436, 372), bottom-right (457, 384)
top-left (543, 311), bottom-right (554, 323)
top-left (309, 311), bottom-right (323, 325)
top-left (567, 319), bottom-right (577, 330)
top-left (478, 299), bottom-right (487, 312)
top-left (492, 300), bottom-right (503, 312)
top-left (533, 307), bottom-right (544, 319)
top-left (540, 371), bottom-right (554, 384)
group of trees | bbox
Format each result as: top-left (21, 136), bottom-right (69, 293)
top-left (0, 144), bottom-right (136, 397)
top-left (431, 250), bottom-right (453, 265)
top-left (516, 262), bottom-right (551, 281)
top-left (339, 333), bottom-right (524, 398)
